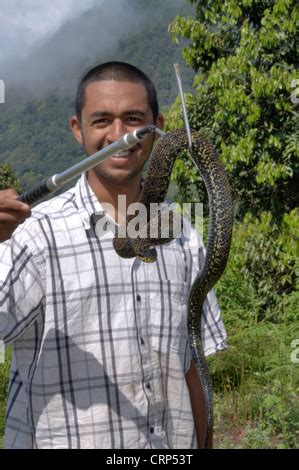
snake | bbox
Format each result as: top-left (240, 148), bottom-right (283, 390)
top-left (113, 128), bottom-right (234, 448)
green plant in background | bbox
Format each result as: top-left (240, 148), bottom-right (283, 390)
top-left (0, 164), bottom-right (22, 192)
top-left (167, 0), bottom-right (298, 222)
top-left (210, 285), bottom-right (299, 447)
top-left (240, 210), bottom-right (298, 322)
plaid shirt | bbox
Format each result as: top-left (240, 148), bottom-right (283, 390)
top-left (0, 174), bottom-right (227, 449)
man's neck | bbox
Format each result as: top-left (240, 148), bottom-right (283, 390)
top-left (87, 170), bottom-right (142, 224)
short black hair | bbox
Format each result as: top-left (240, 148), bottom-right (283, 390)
top-left (75, 61), bottom-right (159, 122)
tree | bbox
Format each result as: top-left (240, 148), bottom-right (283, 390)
top-left (0, 164), bottom-right (22, 192)
top-left (167, 0), bottom-right (298, 221)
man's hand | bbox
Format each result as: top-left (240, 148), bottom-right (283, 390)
top-left (0, 189), bottom-right (31, 242)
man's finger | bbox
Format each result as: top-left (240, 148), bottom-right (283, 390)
top-left (0, 210), bottom-right (29, 225)
top-left (0, 193), bottom-right (31, 214)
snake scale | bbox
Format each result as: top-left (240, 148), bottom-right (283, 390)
top-left (113, 128), bottom-right (234, 448)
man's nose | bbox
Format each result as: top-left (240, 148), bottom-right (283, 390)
top-left (106, 120), bottom-right (128, 143)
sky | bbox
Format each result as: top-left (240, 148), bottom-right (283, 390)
top-left (0, 0), bottom-right (100, 64)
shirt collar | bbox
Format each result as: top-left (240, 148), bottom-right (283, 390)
top-left (74, 172), bottom-right (145, 230)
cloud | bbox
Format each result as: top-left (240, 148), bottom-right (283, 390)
top-left (0, 0), bottom-right (100, 63)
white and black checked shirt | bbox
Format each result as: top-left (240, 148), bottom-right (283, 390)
top-left (0, 174), bottom-right (227, 449)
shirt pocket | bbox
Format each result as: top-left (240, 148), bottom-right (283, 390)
top-left (149, 280), bottom-right (190, 354)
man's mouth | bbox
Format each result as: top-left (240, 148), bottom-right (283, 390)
top-left (111, 147), bottom-right (138, 158)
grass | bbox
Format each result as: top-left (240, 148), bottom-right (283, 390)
top-left (208, 249), bottom-right (299, 449)
top-left (209, 320), bottom-right (299, 448)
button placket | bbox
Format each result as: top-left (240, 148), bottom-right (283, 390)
top-left (132, 261), bottom-right (158, 444)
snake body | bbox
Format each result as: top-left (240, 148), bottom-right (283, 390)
top-left (113, 129), bottom-right (234, 448)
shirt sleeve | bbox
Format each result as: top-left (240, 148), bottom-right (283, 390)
top-left (0, 228), bottom-right (43, 344)
top-left (183, 219), bottom-right (228, 357)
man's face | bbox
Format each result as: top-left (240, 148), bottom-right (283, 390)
top-left (71, 80), bottom-right (163, 184)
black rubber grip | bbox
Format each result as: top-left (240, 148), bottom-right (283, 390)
top-left (17, 180), bottom-right (52, 205)
top-left (136, 125), bottom-right (156, 139)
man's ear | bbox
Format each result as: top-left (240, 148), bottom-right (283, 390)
top-left (70, 115), bottom-right (83, 145)
top-left (154, 113), bottom-right (164, 140)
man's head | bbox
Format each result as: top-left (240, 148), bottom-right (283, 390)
top-left (70, 61), bottom-right (164, 186)
top-left (75, 61), bottom-right (159, 124)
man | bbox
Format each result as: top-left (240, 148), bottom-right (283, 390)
top-left (0, 62), bottom-right (227, 449)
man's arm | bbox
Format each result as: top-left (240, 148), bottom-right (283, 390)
top-left (185, 360), bottom-right (211, 449)
top-left (0, 190), bottom-right (43, 343)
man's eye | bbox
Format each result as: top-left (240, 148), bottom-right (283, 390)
top-left (127, 117), bottom-right (142, 123)
top-left (92, 119), bottom-right (108, 125)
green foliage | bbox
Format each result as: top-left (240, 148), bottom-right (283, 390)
top-left (213, 212), bottom-right (298, 326)
top-left (167, 0), bottom-right (298, 221)
top-left (0, 164), bottom-right (22, 192)
top-left (238, 210), bottom-right (298, 321)
top-left (209, 319), bottom-right (299, 448)
top-left (238, 425), bottom-right (272, 449)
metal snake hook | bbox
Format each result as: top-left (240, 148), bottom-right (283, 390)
top-left (174, 63), bottom-right (193, 149)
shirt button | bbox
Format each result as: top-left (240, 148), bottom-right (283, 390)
top-left (150, 427), bottom-right (154, 434)
top-left (136, 294), bottom-right (141, 302)
top-left (146, 382), bottom-right (151, 390)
